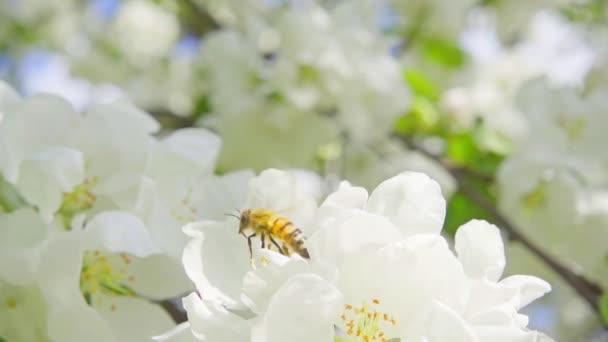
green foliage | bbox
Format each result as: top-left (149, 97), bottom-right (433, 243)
top-left (0, 336), bottom-right (6, 342)
top-left (398, 68), bottom-right (442, 135)
top-left (395, 97), bottom-right (440, 135)
top-left (446, 128), bottom-right (505, 177)
top-left (561, 0), bottom-right (606, 24)
top-left (600, 293), bottom-right (608, 326)
top-left (421, 37), bottom-right (466, 69)
top-left (193, 95), bottom-right (211, 115)
top-left (444, 187), bottom-right (495, 237)
top-left (403, 69), bottom-right (439, 100)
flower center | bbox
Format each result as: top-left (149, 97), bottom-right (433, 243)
top-left (79, 251), bottom-right (136, 308)
top-left (339, 299), bottom-right (396, 342)
top-left (59, 177), bottom-right (98, 227)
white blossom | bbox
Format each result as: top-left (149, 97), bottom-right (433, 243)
top-left (171, 170), bottom-right (553, 341)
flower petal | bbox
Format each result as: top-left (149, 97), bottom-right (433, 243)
top-left (96, 296), bottom-right (176, 342)
top-left (455, 220), bottom-right (506, 281)
top-left (245, 169), bottom-right (317, 233)
top-left (308, 208), bottom-right (402, 267)
top-left (182, 221), bottom-right (250, 308)
top-left (320, 181), bottom-right (368, 211)
top-left (242, 249), bottom-right (336, 314)
top-left (126, 255), bottom-right (193, 300)
top-left (16, 147), bottom-right (84, 222)
top-left (0, 208), bottom-right (49, 285)
top-left (183, 293), bottom-right (251, 342)
top-left (84, 211), bottom-right (160, 258)
top-left (251, 273), bottom-right (342, 342)
top-left (365, 171), bottom-right (446, 236)
top-left (421, 301), bottom-right (477, 342)
top-left (153, 322), bottom-right (200, 342)
top-left (499, 275), bottom-right (551, 310)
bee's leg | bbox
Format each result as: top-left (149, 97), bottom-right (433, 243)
top-left (282, 243), bottom-right (291, 256)
top-left (245, 233), bottom-right (256, 261)
top-left (261, 233), bottom-right (266, 249)
top-left (268, 235), bottom-right (285, 255)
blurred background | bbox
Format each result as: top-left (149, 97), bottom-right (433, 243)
top-left (2, 0), bottom-right (608, 340)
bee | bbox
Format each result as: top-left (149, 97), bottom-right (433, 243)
top-left (229, 208), bottom-right (310, 260)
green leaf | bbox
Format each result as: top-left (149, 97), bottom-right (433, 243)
top-left (444, 190), bottom-right (494, 236)
top-left (600, 293), bottom-right (608, 326)
top-left (394, 97), bottom-right (440, 135)
top-left (446, 132), bottom-right (479, 165)
top-left (403, 69), bottom-right (439, 100)
top-left (422, 37), bottom-right (466, 69)
top-left (446, 129), bottom-right (504, 176)
top-left (193, 95), bottom-right (211, 115)
top-left (0, 336), bottom-right (6, 342)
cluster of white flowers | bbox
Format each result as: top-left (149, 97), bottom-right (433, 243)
top-left (442, 8), bottom-right (595, 152)
top-left (199, 2), bottom-right (409, 171)
top-left (498, 80), bottom-right (608, 290)
top-left (156, 169), bottom-right (553, 342)
top-left (3, 0), bottom-right (607, 340)
top-left (0, 80), bottom-right (250, 341)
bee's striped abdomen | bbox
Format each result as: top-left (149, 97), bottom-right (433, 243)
top-left (271, 217), bottom-right (309, 259)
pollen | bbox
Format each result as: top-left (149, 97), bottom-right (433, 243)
top-left (59, 177), bottom-right (98, 228)
top-left (340, 299), bottom-right (395, 342)
top-left (80, 250), bottom-right (137, 307)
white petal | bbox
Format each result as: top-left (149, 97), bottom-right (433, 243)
top-left (96, 296), bottom-right (176, 342)
top-left (0, 94), bottom-right (79, 183)
top-left (84, 211), bottom-right (160, 258)
top-left (47, 305), bottom-right (115, 342)
top-left (16, 147), bottom-right (84, 222)
top-left (245, 169), bottom-right (318, 233)
top-left (126, 255), bottom-right (193, 300)
top-left (499, 275), bottom-right (551, 310)
top-left (308, 208), bottom-right (402, 267)
top-left (421, 301), bottom-right (477, 342)
top-left (191, 170), bottom-right (255, 221)
top-left (344, 235), bottom-right (467, 339)
top-left (0, 208), bottom-right (49, 285)
top-left (183, 293), bottom-right (251, 342)
top-left (36, 231), bottom-right (84, 306)
top-left (287, 168), bottom-right (324, 201)
top-left (455, 220), bottom-right (505, 281)
top-left (161, 128), bottom-right (221, 174)
top-left (251, 274), bottom-right (342, 342)
top-left (242, 249), bottom-right (336, 314)
top-left (320, 181), bottom-right (368, 211)
top-left (0, 280), bottom-right (49, 341)
top-left (366, 171), bottom-right (446, 236)
top-left (88, 100), bottom-right (159, 134)
top-left (182, 221), bottom-right (250, 308)
top-left (153, 322), bottom-right (201, 342)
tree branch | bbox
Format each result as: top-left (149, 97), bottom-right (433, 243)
top-left (179, 0), bottom-right (220, 36)
top-left (394, 134), bottom-right (605, 321)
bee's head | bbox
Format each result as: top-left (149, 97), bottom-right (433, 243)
top-left (238, 209), bottom-right (251, 233)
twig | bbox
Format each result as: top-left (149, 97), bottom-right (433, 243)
top-left (179, 0), bottom-right (220, 36)
top-left (395, 135), bottom-right (605, 319)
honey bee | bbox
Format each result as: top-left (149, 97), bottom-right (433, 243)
top-left (230, 208), bottom-right (310, 260)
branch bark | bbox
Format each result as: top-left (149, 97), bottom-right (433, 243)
top-left (179, 0), bottom-right (220, 36)
top-left (395, 135), bottom-right (605, 320)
